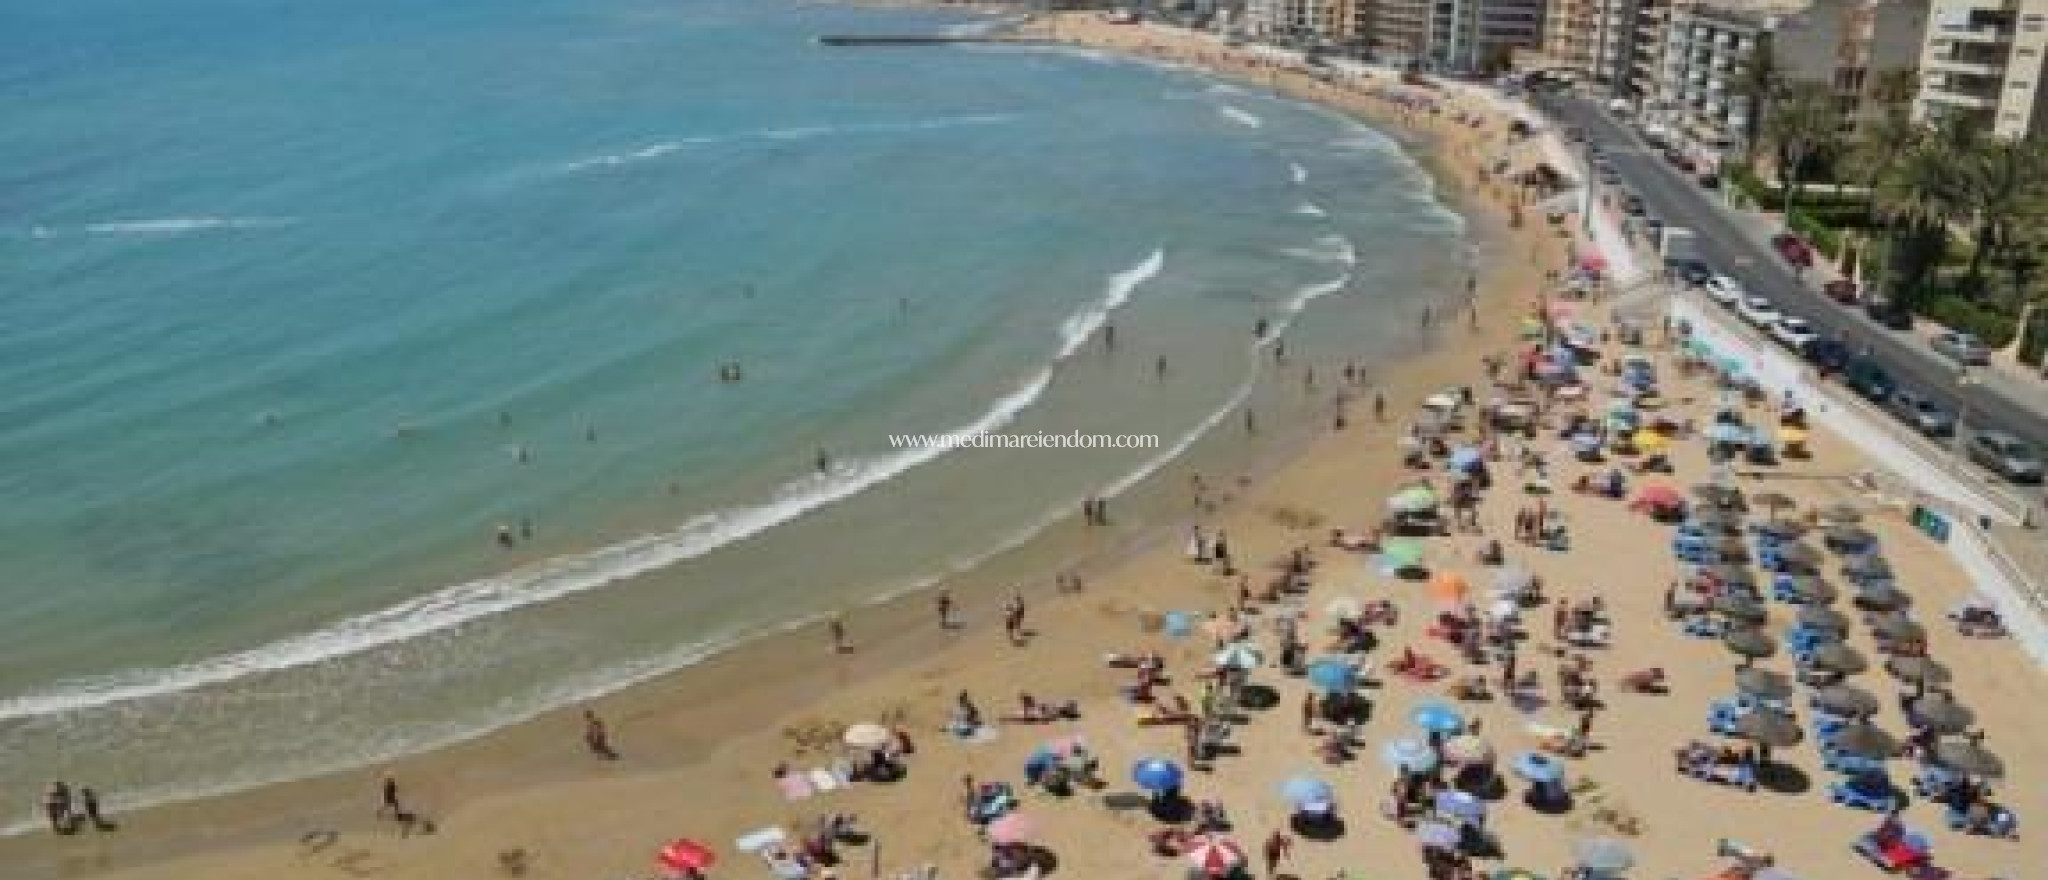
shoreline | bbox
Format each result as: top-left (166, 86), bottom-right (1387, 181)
top-left (0, 18), bottom-right (1578, 879)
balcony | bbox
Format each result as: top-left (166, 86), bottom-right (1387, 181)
top-left (1921, 87), bottom-right (1998, 109)
top-left (1925, 56), bottom-right (2005, 77)
top-left (1937, 25), bottom-right (2014, 44)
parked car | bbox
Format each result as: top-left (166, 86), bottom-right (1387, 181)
top-left (1737, 296), bottom-right (1782, 327)
top-left (1622, 194), bottom-right (1646, 215)
top-left (1697, 172), bottom-right (1721, 189)
top-left (1769, 316), bottom-right (1819, 350)
top-left (1599, 168), bottom-right (1622, 185)
top-left (1671, 259), bottom-right (1713, 286)
top-left (1822, 279), bottom-right (1860, 305)
top-left (1863, 296), bottom-right (1914, 330)
top-left (1845, 356), bottom-right (1896, 402)
top-left (1931, 330), bottom-right (1992, 366)
top-left (1967, 430), bottom-right (2045, 483)
top-left (1771, 233), bottom-right (1815, 269)
top-left (1884, 388), bottom-right (1957, 437)
top-left (1703, 274), bottom-right (1745, 306)
top-left (1802, 337), bottom-right (1852, 375)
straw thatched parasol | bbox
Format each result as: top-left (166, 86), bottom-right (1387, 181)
top-left (1811, 684), bottom-right (1878, 717)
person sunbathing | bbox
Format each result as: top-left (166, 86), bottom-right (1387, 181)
top-left (1138, 694), bottom-right (1196, 726)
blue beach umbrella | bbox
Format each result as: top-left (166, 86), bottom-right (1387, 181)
top-left (1212, 641), bottom-right (1263, 670)
top-left (1306, 658), bottom-right (1357, 693)
top-left (1415, 820), bottom-right (1460, 849)
top-left (1163, 611), bottom-right (1194, 638)
top-left (1131, 757), bottom-right (1183, 792)
top-left (1513, 751), bottom-right (1564, 783)
top-left (1570, 433), bottom-right (1603, 454)
top-left (1412, 701), bottom-right (1464, 735)
top-left (1381, 738), bottom-right (1438, 774)
top-left (1707, 423), bottom-right (1749, 445)
top-left (1280, 775), bottom-right (1334, 807)
top-left (1434, 789), bottom-right (1487, 823)
top-left (1449, 446), bottom-right (1484, 471)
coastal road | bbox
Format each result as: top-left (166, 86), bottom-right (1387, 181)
top-left (1535, 94), bottom-right (2048, 510)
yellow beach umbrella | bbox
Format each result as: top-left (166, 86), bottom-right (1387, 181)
top-left (1632, 429), bottom-right (1668, 452)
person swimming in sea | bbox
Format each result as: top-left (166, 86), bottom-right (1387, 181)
top-left (815, 448), bottom-right (831, 474)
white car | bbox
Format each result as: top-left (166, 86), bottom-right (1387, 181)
top-left (1703, 274), bottom-right (1745, 306)
top-left (1769, 316), bottom-right (1819, 350)
top-left (1737, 295), bottom-right (1781, 328)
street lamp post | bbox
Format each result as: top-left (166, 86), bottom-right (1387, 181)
top-left (1955, 369), bottom-right (1980, 455)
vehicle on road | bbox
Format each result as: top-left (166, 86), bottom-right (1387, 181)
top-left (1845, 356), bottom-right (1896, 402)
top-left (1802, 337), bottom-right (1852, 375)
top-left (1883, 388), bottom-right (1958, 437)
top-left (1622, 193), bottom-right (1645, 215)
top-left (1670, 260), bottom-right (1712, 286)
top-left (1863, 296), bottom-right (1914, 330)
top-left (1737, 295), bottom-right (1781, 327)
top-left (1966, 430), bottom-right (2044, 483)
top-left (1771, 233), bottom-right (1815, 269)
top-left (1697, 172), bottom-right (1720, 189)
top-left (1703, 274), bottom-right (1745, 306)
top-left (1769, 316), bottom-right (1819, 350)
top-left (1822, 279), bottom-right (1860, 305)
top-left (1931, 331), bottom-right (1992, 366)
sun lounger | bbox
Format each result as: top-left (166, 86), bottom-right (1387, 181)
top-left (736, 827), bottom-right (790, 853)
top-left (1830, 773), bottom-right (1901, 812)
top-left (1944, 801), bottom-right (2018, 838)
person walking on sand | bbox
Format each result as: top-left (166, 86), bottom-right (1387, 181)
top-left (829, 616), bottom-right (849, 653)
top-left (1301, 692), bottom-right (1317, 733)
top-left (1004, 593), bottom-right (1026, 644)
top-left (1263, 829), bottom-right (1293, 879)
top-left (378, 775), bottom-right (402, 821)
top-left (1373, 392), bottom-right (1386, 423)
top-left (43, 782), bottom-right (71, 834)
top-left (583, 709), bottom-right (616, 760)
top-left (78, 786), bottom-right (109, 831)
top-left (936, 590), bottom-right (955, 629)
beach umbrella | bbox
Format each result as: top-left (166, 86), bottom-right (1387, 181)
top-left (1493, 567), bottom-right (1533, 596)
top-left (842, 723), bottom-right (892, 750)
top-left (1854, 586), bottom-right (1909, 612)
top-left (1449, 446), bottom-right (1484, 471)
top-left (1722, 627), bottom-right (1777, 663)
top-left (1806, 643), bottom-right (1869, 675)
top-left (1705, 423), bottom-right (1749, 446)
top-left (1212, 641), bottom-right (1264, 670)
top-left (1796, 605), bottom-right (1848, 632)
top-left (1734, 667), bottom-right (1791, 700)
top-left (1634, 484), bottom-right (1683, 510)
top-left (1933, 737), bottom-right (2004, 778)
top-left (1696, 563), bottom-right (1755, 586)
top-left (1163, 611), bottom-right (1195, 638)
top-left (1570, 432), bottom-right (1602, 454)
top-left (1414, 820), bottom-right (1461, 849)
top-left (1381, 539), bottom-right (1426, 572)
top-left (1817, 503), bottom-right (1864, 524)
top-left (1771, 543), bottom-right (1820, 567)
top-left (1871, 614), bottom-right (1926, 643)
top-left (1732, 710), bottom-right (1803, 748)
top-left (656, 839), bottom-right (717, 874)
top-left (1886, 656), bottom-right (1951, 686)
top-left (1382, 738), bottom-right (1438, 774)
top-left (1574, 837), bottom-right (1636, 872)
top-left (1711, 535), bottom-right (1751, 555)
top-left (1907, 692), bottom-right (1974, 734)
top-left (1812, 684), bottom-right (1879, 717)
top-left (1131, 757), bottom-right (1183, 792)
top-left (1280, 775), bottom-right (1334, 808)
top-left (1389, 486), bottom-right (1439, 513)
top-left (1411, 701), bottom-right (1464, 735)
top-left (1830, 721), bottom-right (1898, 759)
top-left (1751, 491), bottom-right (1796, 515)
top-left (1512, 751), bottom-right (1563, 783)
top-left (1442, 734), bottom-right (1493, 764)
top-left (1434, 789), bottom-right (1487, 822)
top-left (1825, 525), bottom-right (1875, 546)
top-left (1755, 520), bottom-right (1808, 539)
top-left (1843, 555), bottom-right (1894, 579)
top-left (1781, 575), bottom-right (1837, 603)
top-left (1306, 658), bottom-right (1357, 694)
top-left (1692, 482), bottom-right (1742, 504)
top-left (1711, 595), bottom-right (1767, 624)
top-left (985, 812), bottom-right (1036, 845)
top-left (1428, 571), bottom-right (1470, 605)
top-left (1184, 836), bottom-right (1247, 877)
top-left (1632, 429), bottom-right (1668, 452)
top-left (1324, 596), bottom-right (1364, 620)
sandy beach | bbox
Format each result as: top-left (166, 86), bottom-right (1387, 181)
top-left (9, 15), bottom-right (2040, 880)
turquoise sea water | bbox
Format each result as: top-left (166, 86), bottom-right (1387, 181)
top-left (0, 0), bottom-right (1470, 823)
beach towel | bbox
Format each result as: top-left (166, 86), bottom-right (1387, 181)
top-left (736, 827), bottom-right (789, 853)
top-left (809, 767), bottom-right (845, 792)
top-left (777, 773), bottom-right (815, 801)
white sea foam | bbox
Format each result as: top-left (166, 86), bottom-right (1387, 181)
top-left (0, 249), bottom-right (1168, 723)
top-left (1290, 162), bottom-right (1307, 184)
top-left (551, 115), bottom-right (1017, 175)
top-left (1206, 83), bottom-right (1248, 96)
top-left (33, 216), bottom-right (299, 238)
top-left (1216, 105), bottom-right (1263, 129)
top-left (1293, 203), bottom-right (1328, 217)
top-left (1282, 234), bottom-right (1357, 267)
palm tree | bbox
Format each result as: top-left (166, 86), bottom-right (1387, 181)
top-left (1735, 40), bottom-right (1786, 166)
top-left (1959, 136), bottom-right (2048, 287)
top-left (1761, 82), bottom-right (1842, 218)
top-left (1872, 121), bottom-right (1971, 305)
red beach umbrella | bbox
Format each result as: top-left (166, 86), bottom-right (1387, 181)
top-left (657, 839), bottom-right (716, 873)
top-left (1632, 484), bottom-right (1683, 512)
top-left (1185, 835), bottom-right (1247, 877)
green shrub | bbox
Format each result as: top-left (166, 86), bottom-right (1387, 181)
top-left (1788, 209), bottom-right (1844, 259)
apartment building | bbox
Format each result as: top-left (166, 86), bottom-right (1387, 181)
top-left (1241, 0), bottom-right (1371, 46)
top-left (1914, 0), bottom-right (2048, 137)
top-left (1647, 0), bottom-right (1925, 164)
